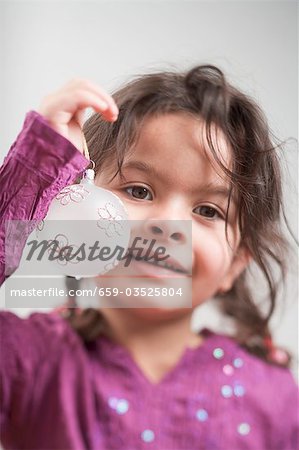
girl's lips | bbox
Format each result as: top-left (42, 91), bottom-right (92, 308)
top-left (126, 257), bottom-right (190, 278)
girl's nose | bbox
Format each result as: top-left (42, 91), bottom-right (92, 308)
top-left (143, 219), bottom-right (189, 245)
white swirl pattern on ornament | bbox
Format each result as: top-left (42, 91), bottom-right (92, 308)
top-left (97, 202), bottom-right (126, 237)
top-left (56, 185), bottom-right (90, 205)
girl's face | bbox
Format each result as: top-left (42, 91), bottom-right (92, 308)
top-left (95, 113), bottom-right (250, 315)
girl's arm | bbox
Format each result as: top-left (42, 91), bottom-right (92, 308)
top-left (0, 111), bottom-right (89, 286)
top-left (0, 81), bottom-right (118, 444)
top-left (0, 79), bottom-right (119, 286)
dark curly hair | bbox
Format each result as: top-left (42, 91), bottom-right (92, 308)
top-left (62, 65), bottom-right (295, 368)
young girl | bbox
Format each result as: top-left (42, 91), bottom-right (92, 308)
top-left (0, 66), bottom-right (298, 450)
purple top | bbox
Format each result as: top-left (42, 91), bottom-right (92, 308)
top-left (0, 112), bottom-right (298, 450)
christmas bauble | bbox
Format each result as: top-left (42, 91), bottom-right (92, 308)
top-left (34, 169), bottom-right (131, 278)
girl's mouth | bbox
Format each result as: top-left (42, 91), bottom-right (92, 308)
top-left (126, 253), bottom-right (190, 278)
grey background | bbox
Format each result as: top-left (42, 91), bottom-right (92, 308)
top-left (0, 1), bottom-right (298, 377)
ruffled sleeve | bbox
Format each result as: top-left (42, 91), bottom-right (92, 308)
top-left (0, 111), bottom-right (89, 286)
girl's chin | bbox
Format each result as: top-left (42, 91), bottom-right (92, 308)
top-left (125, 306), bottom-right (193, 321)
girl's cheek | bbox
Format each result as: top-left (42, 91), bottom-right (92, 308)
top-left (193, 231), bottom-right (232, 269)
top-left (121, 201), bottom-right (151, 221)
top-left (124, 205), bottom-right (143, 221)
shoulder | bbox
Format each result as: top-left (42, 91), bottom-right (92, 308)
top-left (213, 331), bottom-right (298, 390)
top-left (201, 329), bottom-right (298, 415)
top-left (215, 332), bottom-right (298, 435)
top-left (200, 330), bottom-right (298, 448)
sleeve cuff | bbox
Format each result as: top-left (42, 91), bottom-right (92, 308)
top-left (9, 111), bottom-right (90, 182)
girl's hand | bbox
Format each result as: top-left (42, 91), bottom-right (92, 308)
top-left (38, 79), bottom-right (118, 153)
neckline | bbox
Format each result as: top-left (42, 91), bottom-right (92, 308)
top-left (96, 327), bottom-right (220, 388)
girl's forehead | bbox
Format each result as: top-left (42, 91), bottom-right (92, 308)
top-left (130, 113), bottom-right (232, 174)
top-left (97, 113), bottom-right (233, 188)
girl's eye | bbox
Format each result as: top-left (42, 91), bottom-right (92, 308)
top-left (125, 185), bottom-right (153, 200)
top-left (193, 205), bottom-right (223, 220)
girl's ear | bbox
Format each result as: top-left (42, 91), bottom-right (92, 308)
top-left (218, 246), bottom-right (252, 294)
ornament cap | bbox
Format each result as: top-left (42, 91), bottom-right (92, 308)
top-left (83, 169), bottom-right (95, 181)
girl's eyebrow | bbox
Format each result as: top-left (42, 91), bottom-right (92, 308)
top-left (119, 160), bottom-right (161, 182)
top-left (196, 182), bottom-right (238, 206)
top-left (200, 183), bottom-right (235, 200)
top-left (122, 160), bottom-right (237, 204)
top-left (122, 160), bottom-right (156, 175)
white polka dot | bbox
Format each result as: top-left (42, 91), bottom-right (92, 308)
top-left (196, 409), bottom-right (209, 422)
top-left (141, 429), bottom-right (155, 442)
top-left (233, 357), bottom-right (244, 368)
top-left (213, 347), bottom-right (224, 359)
top-left (221, 385), bottom-right (233, 398)
top-left (238, 422), bottom-right (251, 435)
top-left (108, 397), bottom-right (118, 409)
top-left (116, 399), bottom-right (129, 415)
top-left (223, 364), bottom-right (234, 376)
top-left (234, 385), bottom-right (245, 397)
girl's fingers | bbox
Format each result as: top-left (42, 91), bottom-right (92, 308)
top-left (65, 79), bottom-right (119, 118)
top-left (43, 90), bottom-right (116, 123)
top-left (39, 79), bottom-right (119, 130)
top-left (81, 81), bottom-right (118, 116)
top-left (70, 90), bottom-right (117, 122)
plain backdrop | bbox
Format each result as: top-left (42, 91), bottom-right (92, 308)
top-left (0, 0), bottom-right (298, 377)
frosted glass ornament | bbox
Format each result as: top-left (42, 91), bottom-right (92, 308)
top-left (35, 169), bottom-right (131, 278)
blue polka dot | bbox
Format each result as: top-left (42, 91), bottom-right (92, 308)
top-left (141, 429), bottom-right (155, 443)
top-left (116, 399), bottom-right (129, 415)
top-left (234, 385), bottom-right (245, 397)
top-left (196, 409), bottom-right (209, 422)
top-left (233, 357), bottom-right (244, 368)
top-left (221, 385), bottom-right (233, 398)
